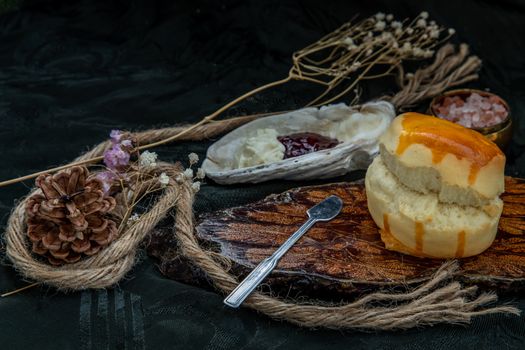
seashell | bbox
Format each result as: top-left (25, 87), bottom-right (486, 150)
top-left (202, 101), bottom-right (395, 184)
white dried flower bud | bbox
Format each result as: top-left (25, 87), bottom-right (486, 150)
top-left (191, 181), bottom-right (201, 192)
top-left (374, 20), bottom-right (386, 31)
top-left (413, 47), bottom-right (425, 57)
top-left (406, 73), bottom-right (414, 79)
top-left (351, 61), bottom-right (362, 70)
top-left (448, 28), bottom-right (456, 35)
top-left (183, 168), bottom-right (194, 179)
top-left (420, 11), bottom-right (429, 19)
top-left (430, 20), bottom-right (436, 26)
top-left (407, 28), bottom-right (414, 34)
top-left (366, 49), bottom-right (373, 56)
top-left (139, 150), bottom-right (158, 167)
top-left (424, 49), bottom-right (434, 58)
top-left (391, 21), bottom-right (402, 29)
top-left (386, 14), bottom-right (394, 21)
top-left (383, 32), bottom-right (394, 40)
top-left (402, 42), bottom-right (412, 51)
top-left (343, 37), bottom-right (354, 46)
top-left (127, 213), bottom-right (140, 223)
top-left (392, 41), bottom-right (399, 48)
top-left (429, 29), bottom-right (440, 39)
top-left (375, 12), bottom-right (385, 20)
top-left (175, 174), bottom-right (184, 183)
top-left (395, 28), bottom-right (402, 36)
top-left (188, 152), bottom-right (199, 165)
top-left (421, 33), bottom-right (428, 39)
top-left (367, 32), bottom-right (373, 37)
top-left (159, 172), bottom-right (170, 188)
top-left (196, 168), bottom-right (205, 179)
top-left (416, 19), bottom-right (427, 27)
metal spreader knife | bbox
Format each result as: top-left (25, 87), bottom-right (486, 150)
top-left (223, 195), bottom-right (343, 308)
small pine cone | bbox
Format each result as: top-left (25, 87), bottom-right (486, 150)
top-left (25, 166), bottom-right (119, 266)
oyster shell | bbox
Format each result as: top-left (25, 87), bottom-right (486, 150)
top-left (202, 101), bottom-right (395, 184)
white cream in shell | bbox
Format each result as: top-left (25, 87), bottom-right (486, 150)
top-left (202, 101), bottom-right (395, 184)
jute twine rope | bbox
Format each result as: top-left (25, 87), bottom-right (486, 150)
top-left (4, 117), bottom-right (257, 289)
top-left (170, 182), bottom-right (519, 330)
top-left (1, 43), bottom-right (517, 328)
top-left (4, 169), bottom-right (181, 289)
top-left (3, 115), bottom-right (260, 288)
top-left (4, 118), bottom-right (520, 329)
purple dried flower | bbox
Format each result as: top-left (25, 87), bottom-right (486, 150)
top-left (110, 130), bottom-right (122, 144)
top-left (103, 143), bottom-right (130, 170)
top-left (96, 171), bottom-right (117, 194)
top-left (120, 139), bottom-right (132, 147)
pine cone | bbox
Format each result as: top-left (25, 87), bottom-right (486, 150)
top-left (26, 166), bottom-right (119, 265)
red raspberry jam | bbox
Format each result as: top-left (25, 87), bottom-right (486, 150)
top-left (277, 132), bottom-right (340, 159)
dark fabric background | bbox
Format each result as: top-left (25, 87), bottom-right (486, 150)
top-left (0, 0), bottom-right (524, 349)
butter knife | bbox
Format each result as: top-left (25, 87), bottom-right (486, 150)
top-left (223, 195), bottom-right (343, 308)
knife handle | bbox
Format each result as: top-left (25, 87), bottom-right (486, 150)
top-left (223, 256), bottom-right (277, 308)
top-left (224, 219), bottom-right (316, 308)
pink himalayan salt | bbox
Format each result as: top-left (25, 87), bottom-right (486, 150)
top-left (434, 93), bottom-right (508, 128)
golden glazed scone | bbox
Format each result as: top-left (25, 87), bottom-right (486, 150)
top-left (365, 113), bottom-right (505, 258)
top-left (366, 156), bottom-right (502, 258)
top-left (379, 113), bottom-right (505, 207)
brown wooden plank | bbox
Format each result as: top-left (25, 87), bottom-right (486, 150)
top-left (194, 177), bottom-right (525, 292)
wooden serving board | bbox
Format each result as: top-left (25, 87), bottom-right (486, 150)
top-left (195, 177), bottom-right (525, 293)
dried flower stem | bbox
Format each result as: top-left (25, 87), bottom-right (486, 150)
top-left (1, 282), bottom-right (39, 297)
top-left (0, 111), bottom-right (286, 187)
top-left (135, 76), bottom-right (293, 152)
top-left (0, 158), bottom-right (101, 187)
top-left (0, 12), bottom-right (478, 188)
top-left (389, 44), bottom-right (481, 109)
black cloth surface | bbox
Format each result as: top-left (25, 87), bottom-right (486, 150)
top-left (1, 0), bottom-right (525, 349)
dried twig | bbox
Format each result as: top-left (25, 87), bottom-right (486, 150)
top-left (1, 282), bottom-right (39, 297)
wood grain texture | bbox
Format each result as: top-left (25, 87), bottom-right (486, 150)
top-left (195, 177), bottom-right (525, 292)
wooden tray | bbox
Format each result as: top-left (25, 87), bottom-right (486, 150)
top-left (194, 177), bottom-right (525, 293)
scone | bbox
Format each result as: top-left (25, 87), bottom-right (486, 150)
top-left (365, 112), bottom-right (506, 258)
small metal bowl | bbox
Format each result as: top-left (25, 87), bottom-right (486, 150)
top-left (429, 89), bottom-right (513, 150)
